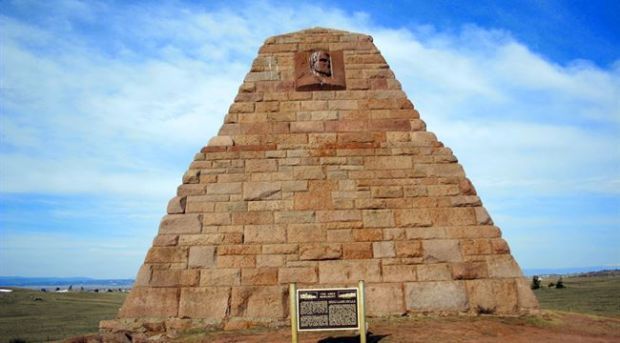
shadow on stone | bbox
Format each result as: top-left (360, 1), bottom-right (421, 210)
top-left (317, 332), bottom-right (389, 343)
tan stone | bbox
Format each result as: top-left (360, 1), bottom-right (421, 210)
top-left (450, 262), bottom-right (488, 280)
top-left (119, 287), bottom-right (179, 318)
top-left (243, 182), bottom-right (281, 201)
top-left (231, 286), bottom-right (287, 319)
top-left (188, 246), bottom-right (216, 268)
top-left (417, 264), bottom-right (452, 281)
top-left (179, 287), bottom-right (230, 319)
top-left (394, 209), bottom-right (432, 227)
top-left (217, 255), bottom-right (256, 268)
top-left (202, 212), bottom-right (231, 226)
top-left (207, 182), bottom-right (242, 194)
top-left (405, 281), bottom-right (468, 312)
top-left (159, 214), bottom-right (202, 234)
top-left (256, 254), bottom-right (287, 267)
top-left (395, 241), bottom-right (423, 258)
top-left (278, 267), bottom-right (318, 284)
top-left (241, 268), bottom-right (279, 285)
top-left (383, 264), bottom-right (416, 282)
top-left (366, 283), bottom-right (405, 316)
top-left (362, 209), bottom-right (394, 227)
top-left (466, 279), bottom-right (517, 314)
top-left (372, 241), bottom-right (395, 258)
top-left (486, 255), bottom-right (523, 278)
top-left (287, 224), bottom-right (325, 242)
top-left (167, 196), bottom-right (187, 214)
top-left (317, 210), bottom-right (361, 222)
top-left (145, 247), bottom-right (187, 263)
top-left (150, 269), bottom-right (199, 287)
top-left (244, 225), bottom-right (286, 243)
top-left (343, 242), bottom-right (373, 259)
top-left (515, 277), bottom-right (539, 310)
top-left (318, 260), bottom-right (381, 283)
top-left (262, 244), bottom-right (298, 255)
top-left (352, 229), bottom-right (383, 242)
top-left (153, 234), bottom-right (179, 247)
top-left (423, 240), bottom-right (463, 263)
top-left (232, 211), bottom-right (273, 225)
top-left (371, 186), bottom-right (403, 198)
top-left (200, 268), bottom-right (241, 286)
top-left (208, 135), bottom-right (234, 147)
top-left (299, 243), bottom-right (342, 260)
top-left (246, 159), bottom-right (278, 173)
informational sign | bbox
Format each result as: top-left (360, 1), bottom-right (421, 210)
top-left (296, 288), bottom-right (359, 331)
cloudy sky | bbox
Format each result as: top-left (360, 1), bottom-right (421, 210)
top-left (1, 0), bottom-right (618, 278)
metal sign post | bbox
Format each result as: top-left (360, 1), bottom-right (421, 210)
top-left (290, 281), bottom-right (367, 343)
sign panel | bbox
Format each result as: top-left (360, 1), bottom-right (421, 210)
top-left (296, 287), bottom-right (359, 331)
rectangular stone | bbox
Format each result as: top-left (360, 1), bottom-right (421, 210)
top-left (352, 229), bottom-right (383, 242)
top-left (244, 225), bottom-right (286, 243)
top-left (293, 166), bottom-right (326, 179)
top-left (317, 210), bottom-right (361, 222)
top-left (230, 286), bottom-right (287, 319)
top-left (404, 281), bottom-right (468, 312)
top-left (465, 279), bottom-right (518, 314)
top-left (207, 182), bottom-right (242, 194)
top-left (287, 224), bottom-right (325, 242)
top-left (451, 262), bottom-right (488, 280)
top-left (188, 246), bottom-right (216, 268)
top-left (159, 214), bottom-right (202, 234)
top-left (217, 255), bottom-right (256, 268)
top-left (145, 247), bottom-right (187, 263)
top-left (365, 156), bottom-right (412, 169)
top-left (246, 159), bottom-right (278, 172)
top-left (256, 254), bottom-right (287, 267)
top-left (342, 242), bottom-right (373, 259)
top-left (119, 287), bottom-right (179, 318)
top-left (262, 243), bottom-right (298, 255)
top-left (274, 210), bottom-right (316, 224)
top-left (243, 182), bottom-right (282, 201)
top-left (200, 268), bottom-right (241, 286)
top-left (202, 212), bottom-right (231, 226)
top-left (394, 209), bottom-right (432, 227)
top-left (417, 264), bottom-right (452, 281)
top-left (150, 269), bottom-right (199, 287)
top-left (179, 287), bottom-right (230, 319)
top-left (290, 121), bottom-right (324, 133)
top-left (217, 245), bottom-right (261, 255)
top-left (299, 243), bottom-right (342, 260)
top-left (232, 211), bottom-right (273, 225)
top-left (366, 283), bottom-right (405, 316)
top-left (395, 241), bottom-right (423, 258)
top-left (383, 264), bottom-right (416, 282)
top-left (423, 240), bottom-right (463, 263)
top-left (319, 260), bottom-right (382, 283)
top-left (241, 267), bottom-right (279, 285)
top-left (278, 267), bottom-right (318, 284)
top-left (362, 209), bottom-right (394, 227)
top-left (372, 241), bottom-right (395, 258)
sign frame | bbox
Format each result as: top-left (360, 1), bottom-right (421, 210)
top-left (289, 281), bottom-right (367, 343)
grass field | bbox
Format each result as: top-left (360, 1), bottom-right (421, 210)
top-left (533, 275), bottom-right (620, 318)
top-left (1, 275), bottom-right (618, 342)
top-left (0, 288), bottom-right (126, 342)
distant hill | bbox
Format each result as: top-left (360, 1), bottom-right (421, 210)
top-left (576, 269), bottom-right (620, 277)
top-left (0, 276), bottom-right (134, 288)
top-left (523, 266), bottom-right (619, 276)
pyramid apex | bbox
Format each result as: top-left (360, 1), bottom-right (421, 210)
top-left (264, 27), bottom-right (372, 45)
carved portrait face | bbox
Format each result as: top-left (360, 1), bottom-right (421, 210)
top-left (310, 51), bottom-right (331, 77)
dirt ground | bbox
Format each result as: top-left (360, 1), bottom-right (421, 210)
top-left (171, 311), bottom-right (620, 343)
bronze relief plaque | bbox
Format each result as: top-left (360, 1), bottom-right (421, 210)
top-left (295, 50), bottom-right (346, 91)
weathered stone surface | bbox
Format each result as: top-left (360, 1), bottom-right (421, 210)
top-left (113, 27), bottom-right (535, 332)
top-left (159, 214), bottom-right (202, 234)
top-left (405, 281), bottom-right (468, 312)
top-left (231, 286), bottom-right (287, 319)
top-left (299, 243), bottom-right (342, 260)
top-left (318, 260), bottom-right (381, 283)
top-left (188, 246), bottom-right (216, 268)
top-left (119, 287), bottom-right (179, 318)
top-left (179, 287), bottom-right (230, 319)
top-left (466, 279), bottom-right (518, 314)
top-left (366, 283), bottom-right (405, 316)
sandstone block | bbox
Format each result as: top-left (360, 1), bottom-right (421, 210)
top-left (352, 229), bottom-right (383, 242)
top-left (395, 209), bottom-right (432, 227)
top-left (145, 247), bottom-right (187, 263)
top-left (217, 245), bottom-right (261, 256)
top-left (119, 287), bottom-right (179, 318)
top-left (153, 234), bottom-right (179, 247)
top-left (466, 279), bottom-right (517, 314)
top-left (395, 241), bottom-right (423, 257)
top-left (275, 210), bottom-right (316, 224)
top-left (423, 240), bottom-right (463, 263)
top-left (208, 135), bottom-right (234, 147)
top-left (290, 121), bottom-right (324, 133)
top-left (159, 214), bottom-right (202, 234)
top-left (490, 239), bottom-right (510, 254)
top-left (246, 159), bottom-right (278, 173)
top-left (372, 241), bottom-right (395, 258)
top-left (287, 224), bottom-right (325, 242)
top-left (318, 260), bottom-right (381, 283)
top-left (417, 264), bottom-right (452, 281)
top-left (262, 244), bottom-right (299, 255)
top-left (365, 156), bottom-right (412, 170)
top-left (134, 265), bottom-right (152, 287)
top-left (150, 269), bottom-right (199, 287)
top-left (343, 242), bottom-right (373, 259)
top-left (486, 255), bottom-right (523, 278)
top-left (188, 246), bottom-right (216, 268)
top-left (179, 287), bottom-right (230, 319)
top-left (404, 281), bottom-right (468, 312)
top-left (383, 264), bottom-right (416, 282)
top-left (242, 268), bottom-right (279, 285)
top-left (232, 211), bottom-right (273, 225)
top-left (217, 255), bottom-right (256, 268)
top-left (243, 182), bottom-right (282, 201)
top-left (383, 228), bottom-right (406, 240)
top-left (231, 286), bottom-right (287, 319)
top-left (278, 267), bottom-right (318, 284)
top-left (371, 186), bottom-right (403, 198)
top-left (366, 283), bottom-right (405, 316)
top-left (293, 166), bottom-right (325, 179)
top-left (299, 243), bottom-right (342, 260)
top-left (200, 268), bottom-right (241, 286)
top-left (362, 209), bottom-right (394, 227)
top-left (461, 239), bottom-right (492, 256)
top-left (257, 254), bottom-right (287, 267)
top-left (450, 262), bottom-right (488, 280)
top-left (167, 196), bottom-right (187, 214)
top-left (207, 182), bottom-right (242, 195)
top-left (327, 229), bottom-right (353, 242)
top-left (475, 207), bottom-right (494, 225)
top-left (244, 225), bottom-right (286, 243)
top-left (515, 277), bottom-right (539, 310)
top-left (317, 210), bottom-right (361, 222)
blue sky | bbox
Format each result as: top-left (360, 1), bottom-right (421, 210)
top-left (1, 0), bottom-right (618, 278)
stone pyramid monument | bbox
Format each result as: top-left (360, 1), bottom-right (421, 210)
top-left (104, 27), bottom-right (537, 333)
